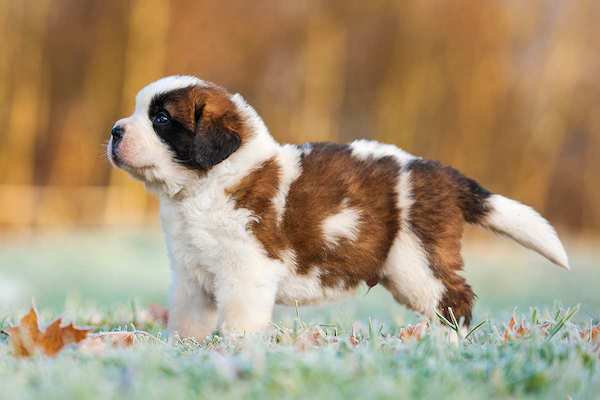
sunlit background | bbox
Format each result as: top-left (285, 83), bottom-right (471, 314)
top-left (0, 1), bottom-right (598, 321)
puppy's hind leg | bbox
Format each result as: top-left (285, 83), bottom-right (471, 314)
top-left (392, 158), bottom-right (478, 327)
top-left (436, 273), bottom-right (475, 327)
top-left (381, 232), bottom-right (475, 327)
top-left (381, 232), bottom-right (447, 321)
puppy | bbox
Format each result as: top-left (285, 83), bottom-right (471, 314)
top-left (108, 75), bottom-right (569, 337)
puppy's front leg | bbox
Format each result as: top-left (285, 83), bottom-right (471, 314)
top-left (168, 273), bottom-right (218, 339)
top-left (214, 265), bottom-right (279, 335)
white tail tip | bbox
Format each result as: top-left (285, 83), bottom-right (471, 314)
top-left (484, 195), bottom-right (570, 270)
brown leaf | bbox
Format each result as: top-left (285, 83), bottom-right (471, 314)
top-left (62, 323), bottom-right (90, 343)
top-left (502, 316), bottom-right (530, 342)
top-left (515, 321), bottom-right (529, 337)
top-left (6, 307), bottom-right (42, 357)
top-left (399, 322), bottom-right (428, 342)
top-left (592, 326), bottom-right (600, 342)
top-left (292, 327), bottom-right (326, 351)
top-left (507, 316), bottom-right (516, 331)
top-left (98, 332), bottom-right (136, 347)
top-left (580, 325), bottom-right (600, 342)
top-left (41, 319), bottom-right (65, 356)
top-left (7, 307), bottom-right (90, 357)
top-left (79, 332), bottom-right (137, 354)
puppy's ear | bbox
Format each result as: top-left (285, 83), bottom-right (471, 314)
top-left (191, 102), bottom-right (241, 170)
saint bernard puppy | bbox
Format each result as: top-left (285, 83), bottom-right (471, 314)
top-left (107, 75), bottom-right (569, 338)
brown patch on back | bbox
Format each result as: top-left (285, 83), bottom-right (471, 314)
top-left (226, 143), bottom-right (477, 323)
top-left (226, 157), bottom-right (288, 259)
top-left (407, 159), bottom-right (474, 325)
top-left (227, 143), bottom-right (401, 290)
top-left (282, 143), bottom-right (401, 288)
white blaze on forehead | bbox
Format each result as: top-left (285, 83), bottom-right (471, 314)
top-left (322, 198), bottom-right (361, 248)
top-left (134, 75), bottom-right (207, 114)
top-left (382, 169), bottom-right (446, 317)
top-left (350, 139), bottom-right (416, 165)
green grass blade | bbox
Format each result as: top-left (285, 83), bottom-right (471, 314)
top-left (546, 305), bottom-right (580, 341)
top-left (435, 310), bottom-right (456, 330)
top-left (464, 319), bottom-right (488, 341)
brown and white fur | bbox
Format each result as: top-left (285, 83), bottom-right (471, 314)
top-left (107, 75), bottom-right (569, 338)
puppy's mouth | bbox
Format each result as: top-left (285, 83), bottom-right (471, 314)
top-left (109, 140), bottom-right (123, 167)
top-left (107, 137), bottom-right (127, 168)
top-left (107, 138), bottom-right (155, 178)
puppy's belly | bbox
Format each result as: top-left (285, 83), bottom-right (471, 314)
top-left (275, 269), bottom-right (359, 306)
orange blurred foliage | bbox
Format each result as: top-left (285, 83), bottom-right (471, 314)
top-left (0, 0), bottom-right (598, 232)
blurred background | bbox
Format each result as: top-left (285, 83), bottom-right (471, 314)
top-left (0, 1), bottom-right (598, 320)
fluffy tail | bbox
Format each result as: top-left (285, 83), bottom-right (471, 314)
top-left (453, 171), bottom-right (570, 270)
top-left (479, 194), bottom-right (570, 269)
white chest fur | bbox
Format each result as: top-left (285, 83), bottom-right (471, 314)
top-left (159, 188), bottom-right (255, 275)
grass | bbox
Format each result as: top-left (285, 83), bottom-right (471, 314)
top-left (1, 230), bottom-right (599, 399)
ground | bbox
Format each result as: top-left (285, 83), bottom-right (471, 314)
top-left (0, 230), bottom-right (599, 399)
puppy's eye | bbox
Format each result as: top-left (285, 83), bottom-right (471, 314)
top-left (153, 111), bottom-right (170, 125)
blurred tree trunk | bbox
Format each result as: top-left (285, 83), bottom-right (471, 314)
top-left (0, 1), bottom-right (49, 228)
top-left (291, 9), bottom-right (346, 143)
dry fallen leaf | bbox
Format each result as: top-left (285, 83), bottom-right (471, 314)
top-left (502, 316), bottom-right (530, 342)
top-left (293, 327), bottom-right (327, 351)
top-left (78, 332), bottom-right (137, 354)
top-left (6, 307), bottom-right (89, 357)
top-left (580, 325), bottom-right (600, 343)
top-left (399, 321), bottom-right (428, 342)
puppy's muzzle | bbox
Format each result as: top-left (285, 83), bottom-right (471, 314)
top-left (110, 125), bottom-right (125, 163)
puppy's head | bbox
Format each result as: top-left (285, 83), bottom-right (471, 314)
top-left (108, 76), bottom-right (248, 193)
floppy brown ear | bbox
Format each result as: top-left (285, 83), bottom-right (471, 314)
top-left (191, 98), bottom-right (241, 170)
